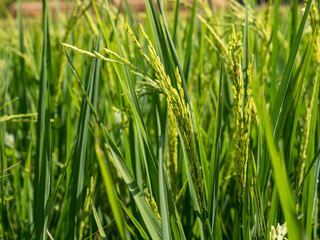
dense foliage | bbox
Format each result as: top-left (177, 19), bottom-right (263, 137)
top-left (0, 0), bottom-right (319, 239)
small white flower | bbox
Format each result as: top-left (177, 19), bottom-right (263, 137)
top-left (269, 222), bottom-right (288, 240)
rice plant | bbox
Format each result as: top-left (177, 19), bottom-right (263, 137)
top-left (0, 0), bottom-right (320, 239)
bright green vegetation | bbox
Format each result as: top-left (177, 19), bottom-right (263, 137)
top-left (1, 0), bottom-right (320, 239)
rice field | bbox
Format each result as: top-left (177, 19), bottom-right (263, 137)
top-left (0, 0), bottom-right (320, 239)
